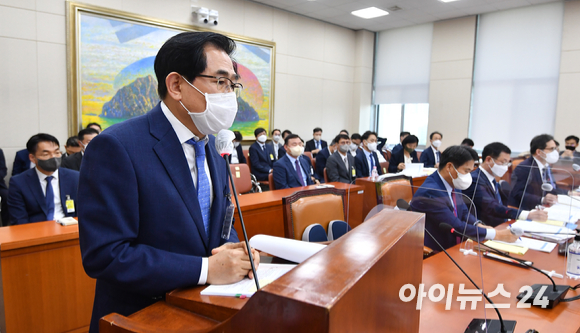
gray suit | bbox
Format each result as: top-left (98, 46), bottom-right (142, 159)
top-left (266, 141), bottom-right (284, 161)
top-left (326, 151), bottom-right (356, 184)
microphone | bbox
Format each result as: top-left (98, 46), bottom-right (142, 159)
top-left (215, 129), bottom-right (260, 291)
top-left (424, 228), bottom-right (517, 333)
top-left (573, 164), bottom-right (580, 172)
top-left (439, 223), bottom-right (570, 308)
top-left (541, 183), bottom-right (553, 192)
top-left (396, 199), bottom-right (410, 211)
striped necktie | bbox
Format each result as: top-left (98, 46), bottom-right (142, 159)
top-left (45, 176), bottom-right (55, 220)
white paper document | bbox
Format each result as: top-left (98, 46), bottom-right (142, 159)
top-left (557, 195), bottom-right (580, 208)
top-left (545, 203), bottom-right (580, 223)
top-left (200, 264), bottom-right (296, 297)
top-left (511, 220), bottom-right (575, 242)
top-left (495, 237), bottom-right (557, 253)
top-left (249, 235), bottom-right (326, 263)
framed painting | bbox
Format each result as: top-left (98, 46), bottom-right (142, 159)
top-left (66, 2), bottom-right (275, 140)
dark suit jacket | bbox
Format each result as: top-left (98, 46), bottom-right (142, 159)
top-left (0, 148), bottom-right (7, 190)
top-left (463, 169), bottom-right (517, 227)
top-left (228, 144), bottom-right (246, 164)
top-left (508, 157), bottom-right (567, 211)
top-left (266, 141), bottom-right (284, 161)
top-left (326, 151), bottom-right (356, 184)
top-left (391, 143), bottom-right (402, 155)
top-left (272, 154), bottom-right (314, 189)
top-left (61, 152), bottom-right (83, 171)
top-left (305, 139), bottom-right (327, 157)
top-left (377, 136), bottom-right (387, 152)
top-left (7, 167), bottom-right (79, 225)
top-left (410, 172), bottom-right (484, 250)
top-left (12, 149), bottom-right (31, 176)
top-left (249, 142), bottom-right (274, 181)
top-left (420, 146), bottom-right (441, 168)
top-left (355, 149), bottom-right (383, 178)
top-left (77, 104), bottom-right (239, 332)
top-left (0, 149), bottom-right (8, 225)
top-left (388, 148), bottom-right (419, 173)
top-left (315, 147), bottom-right (331, 181)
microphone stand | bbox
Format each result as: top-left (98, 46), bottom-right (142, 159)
top-left (223, 155), bottom-right (260, 291)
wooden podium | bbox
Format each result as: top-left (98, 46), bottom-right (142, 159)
top-left (100, 209), bottom-right (425, 332)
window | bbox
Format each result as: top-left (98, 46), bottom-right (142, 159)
top-left (376, 103), bottom-right (429, 148)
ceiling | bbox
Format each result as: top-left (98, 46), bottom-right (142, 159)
top-left (249, 0), bottom-right (561, 31)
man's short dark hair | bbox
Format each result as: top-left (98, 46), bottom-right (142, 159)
top-left (254, 127), bottom-right (266, 137)
top-left (351, 133), bottom-right (361, 141)
top-left (361, 131), bottom-right (377, 141)
top-left (565, 135), bottom-right (579, 144)
top-left (154, 32), bottom-right (237, 99)
top-left (530, 134), bottom-right (554, 155)
top-left (340, 129), bottom-right (349, 136)
top-left (66, 136), bottom-right (80, 147)
top-left (400, 131), bottom-right (410, 138)
top-left (233, 131), bottom-right (243, 142)
top-left (439, 145), bottom-right (474, 171)
top-left (465, 147), bottom-right (479, 162)
top-left (78, 128), bottom-right (99, 142)
top-left (402, 135), bottom-right (419, 146)
top-left (271, 129), bottom-right (281, 136)
top-left (26, 133), bottom-right (60, 155)
top-left (482, 142), bottom-right (511, 161)
top-left (282, 130), bottom-right (292, 137)
top-left (313, 127), bottom-right (322, 134)
top-left (430, 131), bottom-right (443, 140)
top-left (86, 122), bottom-right (102, 130)
top-left (284, 134), bottom-right (301, 146)
top-left (461, 138), bottom-right (474, 147)
top-left (334, 134), bottom-right (350, 144)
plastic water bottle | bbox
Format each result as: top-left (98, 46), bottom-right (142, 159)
top-left (567, 235), bottom-right (580, 279)
top-left (371, 166), bottom-right (378, 181)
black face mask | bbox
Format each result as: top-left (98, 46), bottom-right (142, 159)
top-left (36, 157), bottom-right (62, 172)
top-left (405, 147), bottom-right (415, 153)
top-left (566, 146), bottom-right (576, 151)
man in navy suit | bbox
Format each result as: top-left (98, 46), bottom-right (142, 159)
top-left (12, 148), bottom-right (33, 176)
top-left (410, 145), bottom-right (517, 250)
top-left (304, 127), bottom-right (327, 158)
top-left (8, 134), bottom-right (79, 225)
top-left (0, 148), bottom-right (9, 225)
top-left (77, 32), bottom-right (259, 333)
top-left (464, 142), bottom-right (547, 227)
top-left (327, 134), bottom-right (356, 183)
top-left (273, 134), bottom-right (314, 189)
top-left (249, 127), bottom-right (275, 181)
top-left (355, 131), bottom-right (383, 178)
top-left (420, 131), bottom-right (442, 168)
top-left (508, 134), bottom-right (570, 211)
top-left (314, 138), bottom-right (337, 182)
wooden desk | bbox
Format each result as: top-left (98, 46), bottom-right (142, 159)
top-left (234, 182), bottom-right (364, 239)
top-left (420, 239), bottom-right (580, 332)
top-left (0, 221), bottom-right (95, 332)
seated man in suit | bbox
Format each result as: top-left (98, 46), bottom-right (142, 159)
top-left (0, 148), bottom-right (9, 225)
top-left (508, 134), bottom-right (571, 211)
top-left (420, 131), bottom-right (442, 168)
top-left (461, 138), bottom-right (474, 149)
top-left (388, 134), bottom-right (419, 173)
top-left (63, 136), bottom-right (82, 158)
top-left (464, 142), bottom-right (547, 227)
top-left (8, 134), bottom-right (79, 225)
top-left (249, 127), bottom-right (275, 181)
top-left (349, 133), bottom-right (360, 157)
top-left (304, 127), bottom-right (327, 158)
top-left (560, 135), bottom-right (580, 159)
top-left (229, 131), bottom-right (246, 164)
top-left (273, 134), bottom-right (315, 189)
top-left (391, 131), bottom-right (410, 155)
top-left (12, 148), bottom-right (33, 176)
top-left (61, 128), bottom-right (99, 171)
top-left (86, 122), bottom-right (102, 133)
top-left (355, 131), bottom-right (383, 178)
top-left (266, 128), bottom-right (284, 161)
top-left (410, 145), bottom-right (518, 250)
top-left (315, 138), bottom-right (337, 182)
top-left (326, 134), bottom-right (356, 184)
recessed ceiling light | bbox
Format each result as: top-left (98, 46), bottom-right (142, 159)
top-left (351, 7), bottom-right (389, 19)
top-left (439, 0), bottom-right (461, 2)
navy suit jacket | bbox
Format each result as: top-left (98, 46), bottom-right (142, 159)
top-left (508, 157), bottom-right (567, 210)
top-left (273, 154), bottom-right (314, 189)
top-left (77, 104), bottom-right (239, 332)
top-left (420, 146), bottom-right (441, 168)
top-left (391, 143), bottom-right (403, 155)
top-left (388, 148), bottom-right (419, 173)
top-left (12, 149), bottom-right (31, 176)
top-left (410, 172), bottom-right (484, 250)
top-left (315, 147), bottom-right (331, 181)
top-left (0, 148), bottom-right (7, 190)
top-left (7, 167), bottom-right (79, 225)
top-left (249, 142), bottom-right (274, 181)
top-left (463, 169), bottom-right (517, 227)
top-left (305, 139), bottom-right (327, 157)
top-left (355, 149), bottom-right (383, 178)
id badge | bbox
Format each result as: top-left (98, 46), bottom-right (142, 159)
top-left (351, 167), bottom-right (356, 177)
top-left (65, 195), bottom-right (75, 213)
top-left (221, 203), bottom-right (235, 240)
top-left (270, 153), bottom-right (274, 160)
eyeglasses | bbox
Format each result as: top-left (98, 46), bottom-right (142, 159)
top-left (543, 147), bottom-right (557, 153)
top-left (197, 74), bottom-right (243, 96)
top-left (493, 159), bottom-right (512, 167)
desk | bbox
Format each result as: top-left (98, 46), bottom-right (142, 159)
top-left (0, 221), bottom-right (95, 332)
top-left (420, 237), bottom-right (580, 332)
top-left (234, 182), bottom-right (364, 239)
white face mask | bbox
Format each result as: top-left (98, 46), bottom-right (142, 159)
top-left (489, 159), bottom-right (508, 178)
top-left (289, 146), bottom-right (304, 157)
top-left (273, 135), bottom-right (281, 143)
top-left (314, 135), bottom-right (321, 141)
top-left (233, 141), bottom-right (240, 148)
top-left (349, 143), bottom-right (358, 152)
top-left (449, 165), bottom-right (472, 190)
top-left (257, 134), bottom-right (267, 143)
top-left (366, 142), bottom-right (377, 152)
top-left (179, 75), bottom-right (238, 136)
top-left (541, 150), bottom-right (559, 164)
top-left (432, 140), bottom-right (442, 148)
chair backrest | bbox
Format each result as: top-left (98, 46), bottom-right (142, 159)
top-left (303, 151), bottom-right (315, 168)
top-left (268, 173), bottom-right (276, 190)
top-left (282, 188), bottom-right (346, 240)
top-left (416, 151), bottom-right (422, 160)
top-left (323, 168), bottom-right (329, 183)
top-left (244, 149), bottom-right (251, 169)
top-left (229, 164), bottom-right (252, 195)
top-left (379, 161), bottom-right (389, 174)
top-left (380, 176), bottom-right (413, 207)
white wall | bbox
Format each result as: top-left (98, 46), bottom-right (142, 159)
top-left (0, 0), bottom-right (373, 179)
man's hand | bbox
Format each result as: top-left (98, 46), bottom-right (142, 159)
top-left (312, 149), bottom-right (320, 154)
top-left (398, 163), bottom-right (405, 170)
top-left (543, 194), bottom-right (558, 207)
top-left (208, 242), bottom-right (260, 284)
top-left (561, 150), bottom-right (573, 158)
top-left (494, 229), bottom-right (519, 243)
top-left (528, 210), bottom-right (548, 221)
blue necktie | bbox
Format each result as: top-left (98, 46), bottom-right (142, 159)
top-left (45, 176), bottom-right (55, 220)
top-left (186, 139), bottom-right (211, 236)
top-left (546, 166), bottom-right (556, 189)
top-left (369, 153), bottom-right (375, 174)
top-left (493, 179), bottom-right (502, 203)
top-left (295, 160), bottom-right (305, 186)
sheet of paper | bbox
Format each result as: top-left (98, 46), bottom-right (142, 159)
top-left (200, 264), bottom-right (297, 297)
top-left (249, 235), bottom-right (326, 263)
top-left (545, 203), bottom-right (580, 223)
top-left (511, 220), bottom-right (575, 242)
top-left (558, 195), bottom-right (580, 208)
top-left (484, 241), bottom-right (528, 255)
top-left (494, 237), bottom-right (557, 253)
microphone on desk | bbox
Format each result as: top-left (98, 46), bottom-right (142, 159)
top-left (439, 223), bottom-right (570, 308)
top-left (424, 228), bottom-right (517, 333)
top-left (573, 164), bottom-right (580, 172)
top-left (215, 130), bottom-right (260, 291)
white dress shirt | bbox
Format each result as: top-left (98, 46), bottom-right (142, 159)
top-left (161, 101), bottom-right (213, 285)
top-left (363, 149), bottom-right (374, 175)
top-left (480, 167), bottom-right (529, 220)
top-left (231, 145), bottom-right (239, 164)
top-left (35, 168), bottom-right (65, 220)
